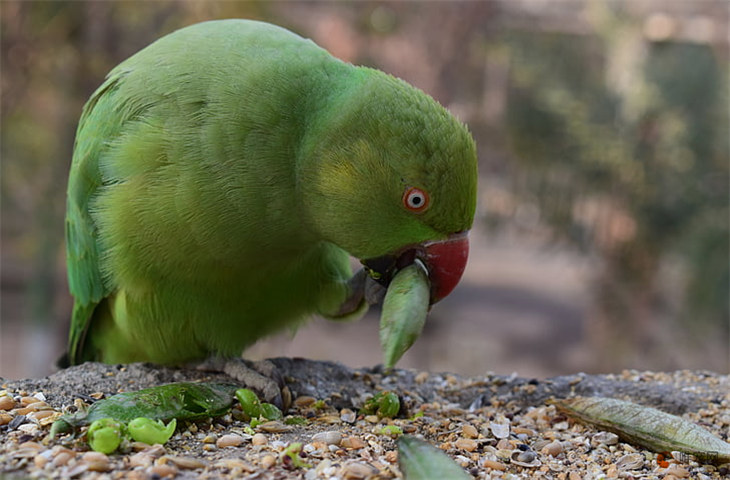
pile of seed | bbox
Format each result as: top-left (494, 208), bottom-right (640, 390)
top-left (1, 365), bottom-right (728, 479)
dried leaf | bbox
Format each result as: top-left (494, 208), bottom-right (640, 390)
top-left (550, 396), bottom-right (730, 464)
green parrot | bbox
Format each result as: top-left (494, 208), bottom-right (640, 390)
top-left (65, 20), bottom-right (477, 371)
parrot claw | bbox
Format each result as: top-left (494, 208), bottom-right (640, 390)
top-left (333, 268), bottom-right (384, 318)
top-left (364, 276), bottom-right (386, 305)
top-left (194, 357), bottom-right (292, 411)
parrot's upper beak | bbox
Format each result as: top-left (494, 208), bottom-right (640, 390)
top-left (362, 231), bottom-right (469, 304)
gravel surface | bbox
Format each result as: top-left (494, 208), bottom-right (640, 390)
top-left (1, 360), bottom-right (728, 479)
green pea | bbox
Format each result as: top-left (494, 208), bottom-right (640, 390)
top-left (378, 425), bottom-right (403, 437)
top-left (360, 391), bottom-right (400, 418)
top-left (127, 417), bottom-right (176, 445)
top-left (87, 418), bottom-right (124, 454)
top-left (260, 403), bottom-right (283, 421)
top-left (235, 388), bottom-right (263, 419)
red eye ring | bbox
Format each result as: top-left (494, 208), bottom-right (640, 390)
top-left (403, 187), bottom-right (429, 212)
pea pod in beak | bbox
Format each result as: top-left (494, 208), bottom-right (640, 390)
top-left (379, 260), bottom-right (431, 368)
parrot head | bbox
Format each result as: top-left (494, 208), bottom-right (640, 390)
top-left (299, 68), bottom-right (477, 304)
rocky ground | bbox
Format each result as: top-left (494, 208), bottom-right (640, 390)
top-left (1, 360), bottom-right (729, 479)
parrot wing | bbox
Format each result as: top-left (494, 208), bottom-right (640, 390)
top-left (65, 69), bottom-right (138, 363)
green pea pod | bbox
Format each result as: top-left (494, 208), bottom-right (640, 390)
top-left (87, 418), bottom-right (124, 454)
top-left (380, 262), bottom-right (430, 368)
top-left (51, 382), bottom-right (239, 436)
top-left (398, 436), bottom-right (472, 480)
top-left (128, 417), bottom-right (177, 445)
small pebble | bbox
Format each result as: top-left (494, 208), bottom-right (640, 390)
top-left (592, 431), bottom-right (619, 447)
top-left (415, 372), bottom-right (429, 384)
top-left (202, 434), bottom-right (217, 443)
top-left (340, 408), bottom-right (357, 423)
top-left (342, 436), bottom-right (366, 449)
top-left (542, 440), bottom-right (563, 456)
top-left (216, 434), bottom-right (244, 448)
top-left (664, 465), bottom-right (690, 478)
top-left (616, 453), bottom-right (644, 470)
top-left (496, 438), bottom-right (512, 450)
top-left (462, 424), bottom-right (478, 438)
top-left (490, 421), bottom-right (510, 439)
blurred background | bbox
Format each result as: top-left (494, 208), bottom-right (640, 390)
top-left (1, 0), bottom-right (728, 380)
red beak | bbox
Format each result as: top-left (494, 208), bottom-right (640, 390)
top-left (423, 231), bottom-right (469, 303)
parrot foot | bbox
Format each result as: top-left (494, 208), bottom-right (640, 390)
top-left (195, 357), bottom-right (292, 411)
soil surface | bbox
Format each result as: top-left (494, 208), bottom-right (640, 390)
top-left (1, 360), bottom-right (728, 479)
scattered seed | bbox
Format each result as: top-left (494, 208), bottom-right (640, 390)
top-left (52, 451), bottom-right (74, 467)
top-left (294, 396), bottom-right (317, 407)
top-left (455, 438), bottom-right (478, 452)
top-left (216, 434), bottom-right (244, 448)
top-left (148, 464), bottom-right (178, 478)
top-left (462, 424), bottom-right (478, 439)
top-left (82, 451), bottom-right (110, 472)
top-left (251, 433), bottom-right (268, 446)
top-left (341, 461), bottom-right (377, 479)
top-left (129, 452), bottom-right (154, 468)
top-left (0, 396), bottom-right (16, 410)
top-left (313, 430), bottom-right (343, 446)
top-left (164, 455), bottom-right (207, 469)
top-left (260, 453), bottom-right (276, 469)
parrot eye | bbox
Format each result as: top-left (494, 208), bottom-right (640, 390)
top-left (403, 187), bottom-right (429, 213)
